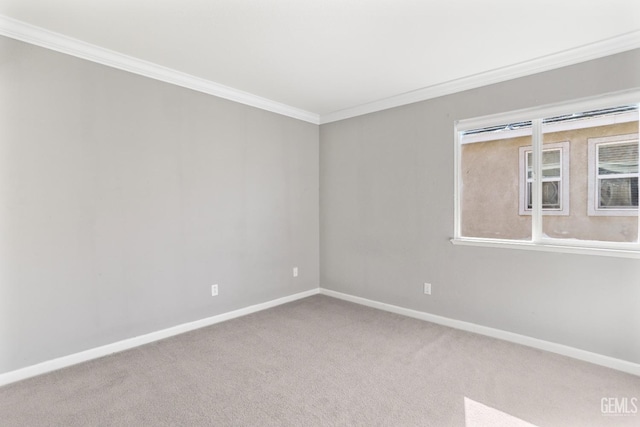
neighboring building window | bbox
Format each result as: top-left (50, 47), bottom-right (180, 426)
top-left (518, 142), bottom-right (570, 216)
top-left (588, 134), bottom-right (639, 217)
top-left (455, 95), bottom-right (640, 253)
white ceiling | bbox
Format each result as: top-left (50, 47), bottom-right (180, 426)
top-left (1, 0), bottom-right (640, 120)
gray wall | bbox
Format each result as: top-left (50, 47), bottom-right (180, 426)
top-left (1, 32), bottom-right (638, 376)
top-left (0, 36), bottom-right (319, 374)
top-left (320, 49), bottom-right (640, 364)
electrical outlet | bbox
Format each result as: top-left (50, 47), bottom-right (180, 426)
top-left (293, 267), bottom-right (298, 277)
top-left (211, 284), bottom-right (218, 296)
top-left (423, 283), bottom-right (432, 295)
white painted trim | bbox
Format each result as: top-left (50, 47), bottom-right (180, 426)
top-left (454, 127), bottom-right (462, 239)
top-left (0, 15), bottom-right (320, 125)
top-left (462, 128), bottom-right (532, 145)
top-left (2, 15), bottom-right (637, 126)
top-left (320, 31), bottom-right (640, 124)
top-left (451, 237), bottom-right (640, 258)
top-left (456, 90), bottom-right (640, 133)
top-left (531, 119), bottom-right (544, 241)
top-left (455, 91), bottom-right (640, 253)
top-left (588, 134), bottom-right (639, 217)
top-left (319, 288), bottom-right (640, 376)
top-left (0, 288), bottom-right (320, 387)
top-left (518, 142), bottom-right (571, 216)
top-left (461, 111), bottom-right (638, 145)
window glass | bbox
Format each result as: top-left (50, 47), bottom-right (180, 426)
top-left (541, 107), bottom-right (638, 242)
top-left (597, 142), bottom-right (638, 209)
top-left (525, 149), bottom-right (562, 210)
top-left (457, 100), bottom-right (639, 250)
top-left (459, 123), bottom-right (532, 240)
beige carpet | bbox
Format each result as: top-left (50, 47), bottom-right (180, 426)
top-left (0, 295), bottom-right (638, 426)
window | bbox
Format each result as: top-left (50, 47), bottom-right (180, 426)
top-left (454, 91), bottom-right (640, 257)
top-left (518, 142), bottom-right (570, 216)
top-left (458, 121), bottom-right (533, 241)
top-left (588, 134), bottom-right (639, 216)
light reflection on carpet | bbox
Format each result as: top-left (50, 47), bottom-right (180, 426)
top-left (465, 397), bottom-right (537, 427)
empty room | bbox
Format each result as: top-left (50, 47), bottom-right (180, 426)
top-left (0, 1), bottom-right (639, 426)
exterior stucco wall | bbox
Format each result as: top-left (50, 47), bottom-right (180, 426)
top-left (461, 135), bottom-right (532, 239)
top-left (461, 121), bottom-right (638, 241)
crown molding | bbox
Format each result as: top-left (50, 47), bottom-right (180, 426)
top-left (320, 30), bottom-right (640, 124)
top-left (0, 15), bottom-right (320, 125)
top-left (1, 14), bottom-right (638, 127)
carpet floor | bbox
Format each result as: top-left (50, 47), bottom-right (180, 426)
top-left (0, 295), bottom-right (638, 426)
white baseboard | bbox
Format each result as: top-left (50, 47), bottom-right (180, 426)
top-left (0, 288), bottom-right (320, 387)
top-left (319, 288), bottom-right (640, 377)
top-left (3, 286), bottom-right (637, 387)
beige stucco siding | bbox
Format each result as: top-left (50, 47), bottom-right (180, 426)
top-left (461, 121), bottom-right (638, 242)
top-left (461, 135), bottom-right (531, 239)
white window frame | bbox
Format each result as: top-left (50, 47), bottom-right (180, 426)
top-left (518, 142), bottom-right (570, 216)
top-left (587, 134), bottom-right (639, 217)
top-left (453, 89), bottom-right (640, 258)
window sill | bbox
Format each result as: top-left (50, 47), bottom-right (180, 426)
top-left (450, 237), bottom-right (640, 259)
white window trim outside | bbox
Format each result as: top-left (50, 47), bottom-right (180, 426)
top-left (461, 111), bottom-right (637, 145)
top-left (518, 142), bottom-right (570, 216)
top-left (587, 133), bottom-right (639, 217)
top-left (453, 88), bottom-right (640, 258)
